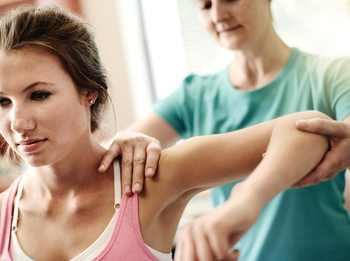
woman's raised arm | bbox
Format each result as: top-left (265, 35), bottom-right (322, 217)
top-left (173, 111), bottom-right (330, 260)
top-left (138, 111), bottom-right (330, 254)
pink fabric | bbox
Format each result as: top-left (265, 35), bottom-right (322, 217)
top-left (91, 194), bottom-right (162, 261)
top-left (0, 176), bottom-right (163, 261)
top-left (0, 175), bottom-right (22, 261)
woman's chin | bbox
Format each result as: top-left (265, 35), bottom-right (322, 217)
top-left (22, 156), bottom-right (50, 168)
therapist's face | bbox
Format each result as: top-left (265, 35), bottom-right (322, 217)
top-left (196, 0), bottom-right (272, 50)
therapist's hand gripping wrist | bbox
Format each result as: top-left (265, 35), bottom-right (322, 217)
top-left (294, 118), bottom-right (350, 187)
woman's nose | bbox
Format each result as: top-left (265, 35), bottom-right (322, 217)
top-left (10, 105), bottom-right (35, 134)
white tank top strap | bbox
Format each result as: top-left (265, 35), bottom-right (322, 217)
top-left (113, 159), bottom-right (121, 210)
top-left (11, 174), bottom-right (26, 232)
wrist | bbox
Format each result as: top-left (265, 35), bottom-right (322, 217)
top-left (227, 182), bottom-right (265, 214)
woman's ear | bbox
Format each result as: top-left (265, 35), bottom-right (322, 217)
top-left (85, 90), bottom-right (99, 106)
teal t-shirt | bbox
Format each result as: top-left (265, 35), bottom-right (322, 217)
top-left (154, 48), bottom-right (350, 261)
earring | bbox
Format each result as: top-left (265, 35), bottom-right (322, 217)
top-left (89, 100), bottom-right (95, 104)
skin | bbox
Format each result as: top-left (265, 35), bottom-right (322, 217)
top-left (0, 47), bottom-right (330, 261)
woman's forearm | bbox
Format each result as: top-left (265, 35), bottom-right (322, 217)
top-left (165, 111), bottom-right (331, 198)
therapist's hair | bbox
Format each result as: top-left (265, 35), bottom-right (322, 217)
top-left (0, 5), bottom-right (109, 164)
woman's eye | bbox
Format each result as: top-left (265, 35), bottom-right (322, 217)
top-left (31, 91), bottom-right (51, 101)
top-left (0, 98), bottom-right (11, 107)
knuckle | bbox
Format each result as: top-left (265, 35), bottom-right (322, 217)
top-left (331, 158), bottom-right (341, 170)
top-left (179, 226), bottom-right (190, 237)
top-left (122, 177), bottom-right (131, 184)
top-left (146, 159), bottom-right (158, 167)
top-left (122, 157), bottom-right (133, 166)
top-left (152, 138), bottom-right (161, 146)
top-left (133, 178), bottom-right (143, 184)
top-left (312, 119), bottom-right (322, 131)
top-left (339, 121), bottom-right (347, 130)
top-left (147, 145), bottom-right (161, 154)
top-left (135, 136), bottom-right (145, 143)
top-left (207, 221), bottom-right (220, 232)
top-left (134, 156), bottom-right (146, 164)
top-left (105, 149), bottom-right (112, 156)
top-left (121, 139), bottom-right (132, 146)
top-left (216, 252), bottom-right (226, 260)
top-left (313, 175), bottom-right (322, 185)
top-left (313, 179), bottom-right (321, 185)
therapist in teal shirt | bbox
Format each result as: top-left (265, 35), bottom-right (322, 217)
top-left (99, 0), bottom-right (350, 260)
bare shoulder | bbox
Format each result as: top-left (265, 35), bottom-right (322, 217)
top-left (139, 148), bottom-right (182, 212)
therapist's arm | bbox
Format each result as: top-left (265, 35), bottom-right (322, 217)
top-left (124, 112), bottom-right (181, 148)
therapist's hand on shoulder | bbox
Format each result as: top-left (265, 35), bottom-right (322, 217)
top-left (98, 132), bottom-right (161, 195)
top-left (293, 117), bottom-right (350, 187)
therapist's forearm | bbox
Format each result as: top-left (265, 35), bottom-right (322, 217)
top-left (124, 112), bottom-right (181, 148)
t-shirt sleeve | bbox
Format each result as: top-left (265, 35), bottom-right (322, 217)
top-left (325, 57), bottom-right (350, 121)
top-left (153, 75), bottom-right (196, 139)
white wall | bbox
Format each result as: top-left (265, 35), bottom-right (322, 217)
top-left (80, 0), bottom-right (152, 140)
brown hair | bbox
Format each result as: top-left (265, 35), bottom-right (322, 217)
top-left (0, 5), bottom-right (109, 164)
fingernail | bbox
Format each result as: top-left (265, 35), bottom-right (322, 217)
top-left (124, 185), bottom-right (131, 194)
top-left (146, 168), bottom-right (153, 177)
top-left (99, 164), bottom-right (105, 171)
top-left (133, 183), bottom-right (141, 193)
top-left (297, 120), bottom-right (309, 128)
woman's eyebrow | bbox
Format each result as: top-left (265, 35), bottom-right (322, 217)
top-left (22, 82), bottom-right (52, 93)
top-left (0, 82), bottom-right (53, 95)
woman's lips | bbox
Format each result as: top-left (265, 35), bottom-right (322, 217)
top-left (17, 139), bottom-right (47, 153)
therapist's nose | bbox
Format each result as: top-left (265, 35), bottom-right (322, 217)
top-left (211, 2), bottom-right (230, 24)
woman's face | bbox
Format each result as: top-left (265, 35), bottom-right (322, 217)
top-left (0, 48), bottom-right (91, 167)
top-left (196, 0), bottom-right (272, 50)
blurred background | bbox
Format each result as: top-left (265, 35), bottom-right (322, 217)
top-left (1, 0), bottom-right (350, 224)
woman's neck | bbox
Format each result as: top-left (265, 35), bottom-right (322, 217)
top-left (229, 25), bottom-right (292, 91)
top-left (26, 135), bottom-right (109, 199)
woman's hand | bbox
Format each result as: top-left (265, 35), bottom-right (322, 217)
top-left (175, 184), bottom-right (261, 261)
top-left (98, 132), bottom-right (161, 195)
top-left (293, 118), bottom-right (350, 187)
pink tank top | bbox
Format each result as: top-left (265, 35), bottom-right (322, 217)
top-left (0, 176), bottom-right (164, 261)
